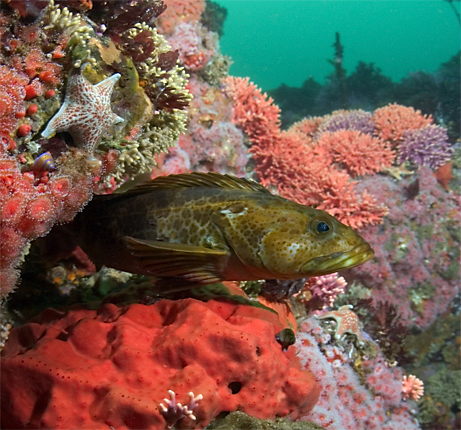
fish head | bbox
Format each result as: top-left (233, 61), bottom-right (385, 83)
top-left (255, 202), bottom-right (374, 279)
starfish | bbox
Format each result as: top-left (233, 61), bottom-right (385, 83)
top-left (317, 305), bottom-right (365, 345)
top-left (42, 71), bottom-right (123, 152)
top-left (382, 163), bottom-right (413, 180)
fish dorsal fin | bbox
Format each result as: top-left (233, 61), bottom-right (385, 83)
top-left (113, 172), bottom-right (153, 194)
top-left (121, 172), bottom-right (272, 195)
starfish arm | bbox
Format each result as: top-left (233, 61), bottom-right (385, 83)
top-left (112, 113), bottom-right (124, 125)
top-left (42, 101), bottom-right (71, 138)
top-left (95, 73), bottom-right (121, 97)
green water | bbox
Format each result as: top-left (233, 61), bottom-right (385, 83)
top-left (217, 0), bottom-right (461, 91)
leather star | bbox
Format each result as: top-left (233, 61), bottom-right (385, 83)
top-left (42, 71), bottom-right (123, 152)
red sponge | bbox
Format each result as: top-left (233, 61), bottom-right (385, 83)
top-left (1, 298), bottom-right (319, 429)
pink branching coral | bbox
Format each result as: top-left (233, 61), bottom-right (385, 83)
top-left (304, 273), bottom-right (347, 309)
top-left (223, 76), bottom-right (281, 146)
top-left (398, 124), bottom-right (453, 169)
top-left (252, 132), bottom-right (389, 229)
top-left (402, 375), bottom-right (424, 401)
top-left (317, 109), bottom-right (375, 136)
top-left (373, 103), bottom-right (432, 146)
top-left (223, 77), bottom-right (390, 229)
top-left (317, 130), bottom-right (395, 177)
top-left (288, 116), bottom-right (323, 137)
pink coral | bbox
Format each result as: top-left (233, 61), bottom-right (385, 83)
top-left (402, 375), bottom-right (424, 401)
top-left (1, 298), bottom-right (320, 429)
top-left (223, 76), bottom-right (281, 146)
top-left (373, 103), bottom-right (432, 146)
top-left (296, 317), bottom-right (420, 430)
top-left (157, 0), bottom-right (205, 35)
top-left (304, 273), bottom-right (347, 309)
top-left (398, 124), bottom-right (453, 169)
top-left (224, 77), bottom-right (390, 229)
top-left (0, 149), bottom-right (100, 297)
top-left (317, 130), bottom-right (395, 177)
top-left (289, 117), bottom-right (323, 137)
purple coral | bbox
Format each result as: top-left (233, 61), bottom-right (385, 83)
top-left (398, 124), bottom-right (453, 169)
top-left (319, 109), bottom-right (375, 135)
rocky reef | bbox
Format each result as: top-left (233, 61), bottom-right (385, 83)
top-left (1, 1), bottom-right (459, 429)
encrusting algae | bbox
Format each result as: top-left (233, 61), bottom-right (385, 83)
top-left (74, 172), bottom-right (374, 285)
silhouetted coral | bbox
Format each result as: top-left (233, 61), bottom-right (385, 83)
top-left (363, 301), bottom-right (412, 365)
top-left (201, 0), bottom-right (227, 37)
top-left (89, 0), bottom-right (166, 33)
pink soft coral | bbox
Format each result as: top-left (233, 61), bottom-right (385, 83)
top-left (223, 76), bottom-right (281, 146)
top-left (401, 375), bottom-right (424, 401)
top-left (373, 103), bottom-right (432, 146)
top-left (318, 130), bottom-right (395, 177)
top-left (223, 77), bottom-right (389, 229)
top-left (157, 0), bottom-right (205, 35)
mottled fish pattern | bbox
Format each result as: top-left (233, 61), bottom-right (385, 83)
top-left (74, 173), bottom-right (374, 284)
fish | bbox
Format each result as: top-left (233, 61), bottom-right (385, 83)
top-left (74, 172), bottom-right (374, 284)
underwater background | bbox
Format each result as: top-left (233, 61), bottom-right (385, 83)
top-left (0, 0), bottom-right (460, 429)
top-left (218, 0), bottom-right (461, 90)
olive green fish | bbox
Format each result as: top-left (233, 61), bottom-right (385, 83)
top-left (74, 172), bottom-right (374, 284)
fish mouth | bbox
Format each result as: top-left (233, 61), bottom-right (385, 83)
top-left (301, 241), bottom-right (374, 276)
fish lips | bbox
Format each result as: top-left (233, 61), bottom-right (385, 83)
top-left (300, 241), bottom-right (374, 276)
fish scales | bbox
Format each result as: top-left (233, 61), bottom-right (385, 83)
top-left (74, 172), bottom-right (374, 284)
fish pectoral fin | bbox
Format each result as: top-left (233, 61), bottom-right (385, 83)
top-left (125, 237), bottom-right (230, 284)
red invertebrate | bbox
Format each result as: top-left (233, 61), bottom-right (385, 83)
top-left (1, 298), bottom-right (320, 429)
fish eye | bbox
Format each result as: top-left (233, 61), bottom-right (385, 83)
top-left (317, 221), bottom-right (330, 233)
top-left (310, 218), bottom-right (333, 235)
